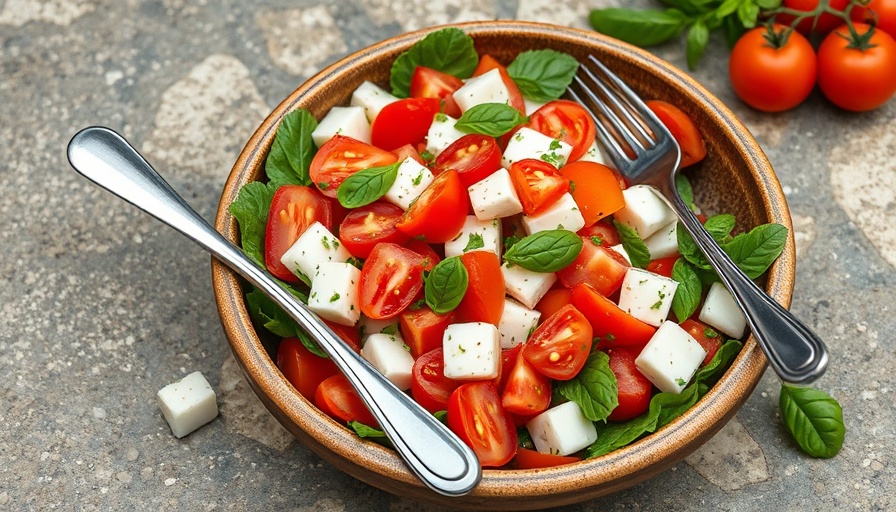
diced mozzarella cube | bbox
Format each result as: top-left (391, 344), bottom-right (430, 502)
top-left (444, 216), bottom-right (502, 258)
top-left (618, 267), bottom-right (678, 327)
top-left (526, 401), bottom-right (597, 456)
top-left (502, 261), bottom-right (557, 309)
top-left (520, 193), bottom-right (586, 234)
top-left (452, 68), bottom-right (510, 112)
top-left (425, 113), bottom-right (465, 157)
top-left (361, 333), bottom-right (414, 390)
top-left (350, 81), bottom-right (398, 122)
top-left (614, 185), bottom-right (677, 239)
top-left (468, 168), bottom-right (524, 220)
top-left (308, 262), bottom-right (361, 326)
top-left (383, 157), bottom-right (434, 210)
top-left (311, 106), bottom-right (371, 147)
top-left (359, 315), bottom-right (399, 340)
top-left (635, 321), bottom-right (707, 394)
top-left (498, 298), bottom-right (541, 349)
top-left (576, 140), bottom-right (613, 167)
top-left (609, 244), bottom-right (632, 264)
top-left (501, 127), bottom-right (573, 169)
top-left (644, 220), bottom-right (679, 259)
top-left (157, 371), bottom-right (218, 438)
top-left (442, 322), bottom-right (501, 380)
top-left (698, 281), bottom-right (747, 339)
top-left (280, 222), bottom-right (352, 282)
top-left (524, 97), bottom-right (546, 116)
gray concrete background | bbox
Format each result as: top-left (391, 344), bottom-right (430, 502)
top-left (1, 0), bottom-right (893, 510)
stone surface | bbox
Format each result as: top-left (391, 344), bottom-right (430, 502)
top-left (1, 0), bottom-right (893, 510)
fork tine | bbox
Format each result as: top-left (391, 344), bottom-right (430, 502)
top-left (586, 56), bottom-right (668, 141)
top-left (580, 57), bottom-right (655, 149)
top-left (571, 72), bottom-right (647, 162)
top-left (566, 84), bottom-right (632, 165)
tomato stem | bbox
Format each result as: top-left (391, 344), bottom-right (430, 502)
top-left (764, 0), bottom-right (869, 36)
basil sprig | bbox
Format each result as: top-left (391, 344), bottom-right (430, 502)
top-left (265, 108), bottom-right (317, 187)
top-left (557, 351), bottom-right (618, 422)
top-left (336, 162), bottom-right (400, 209)
top-left (779, 385), bottom-right (845, 458)
top-left (670, 258), bottom-right (702, 321)
top-left (424, 256), bottom-right (469, 314)
top-left (390, 27), bottom-right (479, 98)
top-left (677, 216), bottom-right (787, 279)
top-left (455, 103), bottom-right (528, 137)
top-left (503, 229), bottom-right (582, 273)
top-left (506, 49), bottom-right (579, 102)
top-left (613, 220), bottom-right (651, 269)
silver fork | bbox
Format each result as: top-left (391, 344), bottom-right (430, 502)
top-left (567, 55), bottom-right (828, 385)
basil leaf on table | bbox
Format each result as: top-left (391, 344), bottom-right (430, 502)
top-left (390, 27), bottom-right (479, 98)
top-left (229, 181), bottom-right (275, 268)
top-left (779, 385), bottom-right (845, 458)
top-left (506, 49), bottom-right (580, 102)
top-left (613, 220), bottom-right (651, 269)
top-left (671, 258), bottom-right (703, 321)
top-left (686, 20), bottom-right (710, 72)
top-left (503, 229), bottom-right (583, 272)
top-left (336, 162), bottom-right (400, 208)
top-left (557, 351), bottom-right (618, 422)
top-left (425, 256), bottom-right (469, 314)
top-left (455, 103), bottom-right (528, 137)
top-left (589, 8), bottom-right (688, 47)
top-left (265, 108), bottom-right (317, 187)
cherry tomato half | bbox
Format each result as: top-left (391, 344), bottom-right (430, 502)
top-left (557, 237), bottom-right (630, 297)
top-left (314, 373), bottom-right (379, 427)
top-left (309, 135), bottom-right (398, 197)
top-left (501, 350), bottom-right (552, 416)
top-left (509, 158), bottom-right (570, 215)
top-left (606, 347), bottom-right (653, 421)
top-left (411, 348), bottom-right (463, 413)
top-left (522, 304), bottom-right (593, 380)
top-left (338, 201), bottom-right (408, 258)
top-left (264, 185), bottom-right (332, 282)
top-left (526, 99), bottom-right (597, 162)
top-left (399, 305), bottom-right (455, 359)
top-left (432, 134), bottom-right (502, 188)
top-left (455, 250), bottom-right (505, 325)
top-left (359, 242), bottom-right (426, 319)
top-left (645, 100), bottom-right (707, 168)
top-left (371, 97), bottom-right (442, 151)
top-left (681, 319), bottom-right (723, 366)
top-left (447, 382), bottom-right (518, 467)
top-left (410, 66), bottom-right (463, 118)
top-left (396, 169), bottom-right (468, 243)
top-left (276, 337), bottom-right (338, 400)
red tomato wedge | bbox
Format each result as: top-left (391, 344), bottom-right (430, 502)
top-left (359, 242), bottom-right (426, 319)
top-left (535, 287), bottom-right (572, 320)
top-left (338, 201), bottom-right (408, 258)
top-left (411, 348), bottom-right (463, 413)
top-left (410, 66), bottom-right (463, 118)
top-left (559, 161), bottom-right (625, 226)
top-left (570, 283), bottom-right (656, 350)
top-left (514, 447), bottom-right (581, 469)
top-left (509, 158), bottom-right (570, 215)
top-left (494, 344), bottom-right (522, 393)
top-left (681, 319), bottom-right (723, 366)
top-left (391, 143), bottom-right (425, 165)
top-left (309, 135), bottom-right (398, 198)
top-left (399, 305), bottom-right (455, 359)
top-left (522, 304), bottom-right (593, 380)
top-left (527, 100), bottom-right (597, 162)
top-left (432, 134), bottom-right (502, 187)
top-left (314, 373), bottom-right (379, 428)
top-left (557, 237), bottom-right (630, 297)
top-left (455, 250), bottom-right (505, 325)
top-left (577, 219), bottom-right (621, 247)
top-left (646, 100), bottom-right (706, 168)
top-left (606, 347), bottom-right (653, 421)
top-left (276, 337), bottom-right (339, 400)
top-left (403, 238), bottom-right (441, 271)
top-left (396, 169), bottom-right (468, 243)
top-left (447, 382), bottom-right (518, 467)
top-left (371, 97), bottom-right (442, 151)
top-left (647, 256), bottom-right (679, 279)
top-left (501, 350), bottom-right (552, 416)
top-left (264, 185), bottom-right (333, 282)
top-left (473, 54), bottom-right (526, 113)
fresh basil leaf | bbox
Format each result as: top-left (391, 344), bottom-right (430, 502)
top-left (390, 27), bottom-right (478, 98)
top-left (779, 385), bottom-right (845, 458)
top-left (677, 222), bottom-right (713, 271)
top-left (686, 20), bottom-right (710, 70)
top-left (506, 49), bottom-right (579, 102)
top-left (656, 0), bottom-right (711, 15)
top-left (266, 109), bottom-right (317, 187)
top-left (433, 410), bottom-right (448, 424)
top-left (347, 421), bottom-right (393, 448)
top-left (671, 258), bottom-right (703, 321)
top-left (694, 339), bottom-right (741, 387)
top-left (246, 287), bottom-right (328, 358)
top-left (336, 162), bottom-right (400, 208)
top-left (589, 8), bottom-right (688, 47)
top-left (425, 256), bottom-right (469, 314)
top-left (463, 232), bottom-right (485, 252)
top-left (455, 103), bottom-right (528, 137)
top-left (557, 351), bottom-right (618, 422)
top-left (756, 0), bottom-right (782, 9)
top-left (613, 221), bottom-right (651, 269)
top-left (675, 174), bottom-right (696, 211)
top-left (704, 213), bottom-right (736, 242)
top-left (517, 428), bottom-right (536, 450)
top-left (713, 0), bottom-right (742, 19)
top-left (503, 229), bottom-right (583, 272)
top-left (722, 13), bottom-right (748, 49)
top-left (229, 181), bottom-right (275, 268)
top-left (294, 328), bottom-right (329, 359)
top-left (737, 1), bottom-right (761, 28)
top-left (722, 223), bottom-right (788, 279)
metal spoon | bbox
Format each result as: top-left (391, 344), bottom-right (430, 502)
top-left (67, 126), bottom-right (481, 496)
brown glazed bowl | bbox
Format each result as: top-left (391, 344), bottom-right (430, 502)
top-left (212, 21), bottom-right (794, 510)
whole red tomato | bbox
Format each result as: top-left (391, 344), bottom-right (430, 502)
top-left (817, 23), bottom-right (896, 111)
top-left (777, 0), bottom-right (850, 35)
top-left (851, 0), bottom-right (896, 40)
top-left (728, 24), bottom-right (817, 112)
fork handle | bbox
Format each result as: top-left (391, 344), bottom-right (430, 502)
top-left (657, 180), bottom-right (828, 385)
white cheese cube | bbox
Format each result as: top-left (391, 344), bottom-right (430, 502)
top-left (442, 322), bottom-right (501, 380)
top-left (157, 371), bottom-right (218, 438)
top-left (468, 167), bottom-right (524, 220)
top-left (280, 222), bottom-right (352, 283)
top-left (425, 113), bottom-right (466, 157)
top-left (699, 282), bottom-right (747, 339)
top-left (311, 106), bottom-right (371, 147)
top-left (526, 401), bottom-right (597, 456)
top-left (502, 261), bottom-right (557, 309)
top-left (576, 140), bottom-right (613, 167)
top-left (609, 244), bottom-right (632, 264)
top-left (635, 321), bottom-right (707, 394)
top-left (359, 315), bottom-right (399, 341)
top-left (501, 127), bottom-right (573, 169)
top-left (444, 216), bottom-right (502, 258)
top-left (384, 157), bottom-right (434, 210)
top-left (361, 333), bottom-right (414, 390)
top-left (308, 262), bottom-right (361, 326)
top-left (350, 81), bottom-right (398, 122)
top-left (614, 185), bottom-right (677, 239)
top-left (498, 298), bottom-right (541, 349)
top-left (644, 220), bottom-right (679, 260)
top-left (618, 267), bottom-right (679, 327)
top-left (452, 68), bottom-right (510, 112)
top-left (524, 97), bottom-right (546, 116)
top-left (520, 193), bottom-right (586, 234)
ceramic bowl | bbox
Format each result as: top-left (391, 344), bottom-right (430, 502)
top-left (212, 20), bottom-right (794, 510)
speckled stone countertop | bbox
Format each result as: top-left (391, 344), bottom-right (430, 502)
top-left (1, 0), bottom-right (893, 510)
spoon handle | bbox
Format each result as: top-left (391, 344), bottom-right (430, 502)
top-left (67, 126), bottom-right (481, 496)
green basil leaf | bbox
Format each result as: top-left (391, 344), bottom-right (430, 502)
top-left (656, 0), bottom-right (711, 15)
top-left (348, 421), bottom-right (393, 448)
top-left (463, 232), bottom-right (485, 252)
top-left (722, 13), bottom-right (748, 48)
top-left (756, 0), bottom-right (782, 9)
top-left (675, 174), bottom-right (696, 211)
top-left (246, 287), bottom-right (328, 358)
top-left (229, 181), bottom-right (275, 268)
top-left (677, 222), bottom-right (714, 271)
top-left (713, 0), bottom-right (742, 19)
top-left (686, 20), bottom-right (710, 70)
top-left (671, 258), bottom-right (703, 321)
top-left (265, 109), bottom-right (317, 187)
top-left (704, 213), bottom-right (736, 242)
top-left (503, 229), bottom-right (583, 272)
top-left (506, 49), bottom-right (580, 102)
top-left (390, 27), bottom-right (478, 98)
top-left (425, 256), bottom-right (469, 314)
top-left (737, 1), bottom-right (761, 28)
top-left (779, 385), bottom-right (845, 458)
top-left (433, 410), bottom-right (448, 424)
top-left (613, 220), bottom-right (651, 269)
top-left (455, 103), bottom-right (529, 137)
top-left (336, 161), bottom-right (400, 208)
top-left (589, 8), bottom-right (688, 47)
top-left (693, 339), bottom-right (742, 387)
top-left (557, 351), bottom-right (618, 422)
top-left (294, 328), bottom-right (329, 359)
top-left (722, 223), bottom-right (788, 279)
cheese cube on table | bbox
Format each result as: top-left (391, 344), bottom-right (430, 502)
top-left (617, 267), bottom-right (679, 327)
top-left (280, 222), bottom-right (352, 283)
top-left (614, 185), bottom-right (678, 239)
top-left (425, 113), bottom-right (466, 157)
top-left (526, 401), bottom-right (597, 456)
top-left (502, 261), bottom-right (557, 309)
top-left (444, 216), bottom-right (502, 258)
top-left (308, 262), bottom-right (361, 326)
top-left (350, 81), bottom-right (398, 122)
top-left (699, 281), bottom-right (747, 339)
top-left (520, 193), bottom-right (585, 234)
top-left (452, 68), bottom-right (510, 112)
top-left (635, 321), bottom-right (707, 394)
top-left (644, 220), bottom-right (679, 260)
top-left (497, 298), bottom-right (541, 349)
top-left (383, 157), bottom-right (434, 210)
top-left (442, 322), bottom-right (501, 380)
top-left (157, 371), bottom-right (218, 439)
top-left (310, 106), bottom-right (371, 147)
top-left (361, 333), bottom-right (414, 390)
top-left (501, 127), bottom-right (573, 169)
top-left (468, 168), bottom-right (524, 220)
